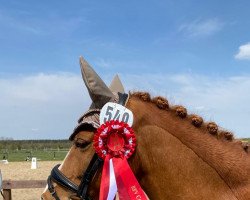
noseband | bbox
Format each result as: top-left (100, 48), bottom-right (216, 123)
top-left (47, 154), bottom-right (103, 200)
top-left (47, 93), bottom-right (129, 200)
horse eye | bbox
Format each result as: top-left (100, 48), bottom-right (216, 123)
top-left (74, 138), bottom-right (91, 149)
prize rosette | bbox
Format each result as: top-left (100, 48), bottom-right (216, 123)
top-left (93, 120), bottom-right (136, 160)
top-left (93, 120), bottom-right (147, 200)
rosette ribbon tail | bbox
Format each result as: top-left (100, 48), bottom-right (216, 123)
top-left (100, 155), bottom-right (117, 200)
top-left (100, 156), bottom-right (147, 200)
top-left (113, 157), bottom-right (147, 200)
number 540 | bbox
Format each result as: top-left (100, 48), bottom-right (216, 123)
top-left (104, 106), bottom-right (129, 123)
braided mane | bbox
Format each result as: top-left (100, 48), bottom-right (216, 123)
top-left (131, 91), bottom-right (249, 153)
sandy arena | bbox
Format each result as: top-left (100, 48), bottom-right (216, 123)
top-left (0, 161), bottom-right (62, 200)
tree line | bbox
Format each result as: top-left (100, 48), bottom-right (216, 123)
top-left (0, 139), bottom-right (71, 151)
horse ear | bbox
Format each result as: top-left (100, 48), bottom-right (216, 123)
top-left (109, 74), bottom-right (125, 93)
top-left (79, 56), bottom-right (115, 108)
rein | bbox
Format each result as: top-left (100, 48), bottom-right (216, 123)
top-left (46, 93), bottom-right (129, 200)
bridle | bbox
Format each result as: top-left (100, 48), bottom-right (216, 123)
top-left (46, 93), bottom-right (129, 200)
top-left (47, 154), bottom-right (103, 200)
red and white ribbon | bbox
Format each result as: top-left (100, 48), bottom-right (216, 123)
top-left (94, 120), bottom-right (147, 200)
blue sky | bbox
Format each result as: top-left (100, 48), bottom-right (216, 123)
top-left (0, 0), bottom-right (250, 139)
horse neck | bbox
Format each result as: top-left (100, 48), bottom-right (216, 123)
top-left (128, 97), bottom-right (250, 199)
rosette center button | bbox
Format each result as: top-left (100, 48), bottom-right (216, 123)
top-left (107, 133), bottom-right (125, 151)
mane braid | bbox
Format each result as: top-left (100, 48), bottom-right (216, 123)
top-left (130, 91), bottom-right (249, 153)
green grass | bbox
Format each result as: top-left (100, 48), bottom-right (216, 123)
top-left (242, 138), bottom-right (250, 142)
top-left (0, 140), bottom-right (71, 161)
top-left (0, 149), bottom-right (69, 162)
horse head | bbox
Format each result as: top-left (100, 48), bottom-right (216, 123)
top-left (41, 57), bottom-right (144, 200)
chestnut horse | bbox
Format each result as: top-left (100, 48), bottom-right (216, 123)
top-left (41, 57), bottom-right (250, 200)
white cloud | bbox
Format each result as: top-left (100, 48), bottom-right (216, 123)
top-left (0, 73), bottom-right (91, 139)
top-left (179, 18), bottom-right (224, 37)
top-left (121, 73), bottom-right (250, 139)
top-left (1, 72), bottom-right (250, 139)
top-left (235, 43), bottom-right (250, 60)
